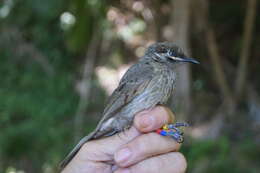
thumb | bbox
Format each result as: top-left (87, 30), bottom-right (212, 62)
top-left (61, 127), bottom-right (141, 172)
top-left (85, 126), bottom-right (141, 157)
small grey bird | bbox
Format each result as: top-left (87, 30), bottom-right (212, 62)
top-left (60, 42), bottom-right (199, 169)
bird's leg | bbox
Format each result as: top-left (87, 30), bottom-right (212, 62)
top-left (156, 122), bottom-right (189, 143)
top-left (167, 126), bottom-right (183, 134)
top-left (116, 118), bottom-right (133, 140)
top-left (172, 122), bottom-right (189, 128)
top-left (117, 125), bottom-right (131, 140)
top-left (168, 130), bottom-right (184, 143)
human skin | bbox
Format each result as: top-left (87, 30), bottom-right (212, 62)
top-left (61, 106), bottom-right (187, 173)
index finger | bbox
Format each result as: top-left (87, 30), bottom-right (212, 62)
top-left (134, 106), bottom-right (175, 133)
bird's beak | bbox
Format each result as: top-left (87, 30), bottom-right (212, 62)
top-left (169, 56), bottom-right (200, 64)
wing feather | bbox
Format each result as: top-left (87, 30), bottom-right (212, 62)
top-left (102, 61), bottom-right (154, 120)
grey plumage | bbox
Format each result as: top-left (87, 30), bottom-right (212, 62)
top-left (60, 42), bottom-right (199, 169)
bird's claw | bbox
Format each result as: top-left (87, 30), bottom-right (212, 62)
top-left (156, 122), bottom-right (189, 143)
top-left (167, 129), bottom-right (184, 143)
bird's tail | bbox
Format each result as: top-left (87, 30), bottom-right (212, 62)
top-left (60, 125), bottom-right (117, 170)
top-left (59, 132), bottom-right (95, 170)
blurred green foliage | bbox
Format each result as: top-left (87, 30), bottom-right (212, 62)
top-left (182, 137), bottom-right (260, 173)
top-left (0, 0), bottom-right (80, 171)
top-left (66, 0), bottom-right (106, 52)
top-left (0, 27), bottom-right (77, 173)
top-left (0, 0), bottom-right (109, 171)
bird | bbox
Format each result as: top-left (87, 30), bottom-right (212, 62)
top-left (60, 42), bottom-right (199, 169)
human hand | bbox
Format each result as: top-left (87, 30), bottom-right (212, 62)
top-left (61, 106), bottom-right (187, 173)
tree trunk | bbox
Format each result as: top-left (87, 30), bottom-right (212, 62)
top-left (169, 0), bottom-right (192, 121)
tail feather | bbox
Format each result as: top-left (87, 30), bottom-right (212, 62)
top-left (59, 132), bottom-right (95, 170)
top-left (60, 127), bottom-right (118, 170)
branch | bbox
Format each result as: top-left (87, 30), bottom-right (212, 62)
top-left (0, 27), bottom-right (55, 76)
top-left (205, 28), bottom-right (234, 104)
top-left (73, 33), bottom-right (101, 142)
top-left (235, 0), bottom-right (257, 98)
top-left (194, 0), bottom-right (234, 104)
top-left (17, 43), bottom-right (55, 76)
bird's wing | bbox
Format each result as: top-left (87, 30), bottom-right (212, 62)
top-left (102, 61), bottom-right (154, 120)
top-left (60, 62), bottom-right (154, 170)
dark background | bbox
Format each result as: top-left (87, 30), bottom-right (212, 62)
top-left (0, 0), bottom-right (260, 172)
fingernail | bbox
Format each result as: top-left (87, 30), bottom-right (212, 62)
top-left (141, 115), bottom-right (154, 128)
top-left (116, 169), bottom-right (130, 173)
top-left (115, 148), bottom-right (132, 163)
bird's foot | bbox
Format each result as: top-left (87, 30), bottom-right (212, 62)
top-left (156, 122), bottom-right (189, 143)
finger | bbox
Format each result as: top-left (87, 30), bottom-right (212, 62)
top-left (134, 106), bottom-right (175, 132)
top-left (115, 152), bottom-right (187, 173)
top-left (114, 132), bottom-right (181, 167)
top-left (80, 126), bottom-right (141, 162)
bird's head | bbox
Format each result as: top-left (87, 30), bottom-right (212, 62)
top-left (145, 42), bottom-right (199, 64)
